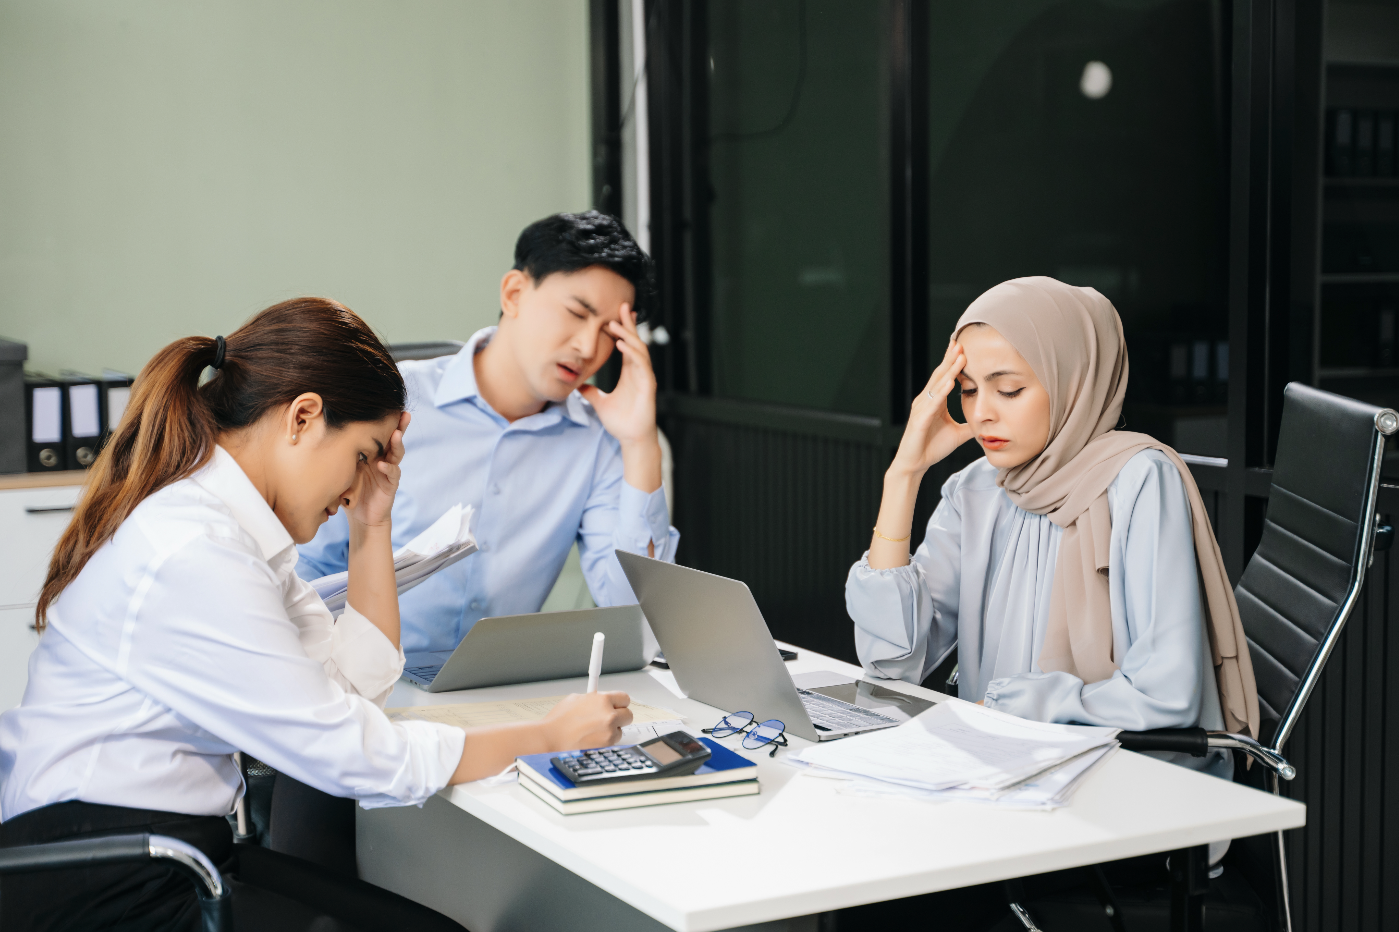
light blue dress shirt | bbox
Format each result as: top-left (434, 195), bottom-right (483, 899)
top-left (297, 327), bottom-right (679, 654)
top-left (846, 450), bottom-right (1230, 778)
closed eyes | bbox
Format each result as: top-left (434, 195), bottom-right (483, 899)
top-left (960, 386), bottom-right (1026, 398)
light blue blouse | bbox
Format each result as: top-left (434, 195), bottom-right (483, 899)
top-left (846, 450), bottom-right (1231, 777)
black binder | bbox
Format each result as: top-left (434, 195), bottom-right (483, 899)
top-left (1378, 111), bottom-right (1395, 178)
top-left (25, 374), bottom-right (67, 473)
top-left (0, 338), bottom-right (26, 475)
top-left (57, 373), bottom-right (102, 469)
top-left (1330, 108), bottom-right (1355, 177)
top-left (98, 369), bottom-right (134, 444)
top-left (1356, 110), bottom-right (1376, 177)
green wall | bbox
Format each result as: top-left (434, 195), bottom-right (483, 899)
top-left (0, 0), bottom-right (591, 376)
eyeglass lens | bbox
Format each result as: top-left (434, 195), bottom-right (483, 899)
top-left (742, 719), bottom-right (785, 749)
top-left (710, 711), bottom-right (754, 737)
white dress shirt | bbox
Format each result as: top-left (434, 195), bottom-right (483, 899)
top-left (297, 327), bottom-right (680, 654)
top-left (0, 446), bottom-right (466, 822)
top-left (846, 450), bottom-right (1230, 777)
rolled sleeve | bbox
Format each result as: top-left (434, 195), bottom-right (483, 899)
top-left (580, 445), bottom-right (680, 611)
top-left (615, 482), bottom-right (679, 561)
top-left (329, 604), bottom-right (407, 709)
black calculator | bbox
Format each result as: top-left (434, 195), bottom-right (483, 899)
top-left (550, 731), bottom-right (712, 786)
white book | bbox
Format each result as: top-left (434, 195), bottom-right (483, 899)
top-left (519, 770), bottom-right (760, 815)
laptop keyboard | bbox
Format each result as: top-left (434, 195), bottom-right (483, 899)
top-left (404, 665), bottom-right (443, 684)
top-left (797, 688), bottom-right (900, 732)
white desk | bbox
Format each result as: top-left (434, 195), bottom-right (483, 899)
top-left (358, 646), bottom-right (1305, 932)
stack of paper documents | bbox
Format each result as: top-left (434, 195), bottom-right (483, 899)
top-left (793, 699), bottom-right (1119, 810)
top-left (311, 504), bottom-right (478, 615)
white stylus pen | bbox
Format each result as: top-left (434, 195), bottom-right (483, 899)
top-left (586, 631), bottom-right (605, 693)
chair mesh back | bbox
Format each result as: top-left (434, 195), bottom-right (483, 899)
top-left (389, 341), bottom-right (466, 362)
top-left (1234, 383), bottom-right (1380, 746)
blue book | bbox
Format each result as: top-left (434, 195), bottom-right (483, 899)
top-left (516, 735), bottom-right (758, 801)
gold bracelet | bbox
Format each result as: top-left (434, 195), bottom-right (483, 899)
top-left (873, 526), bottom-right (911, 543)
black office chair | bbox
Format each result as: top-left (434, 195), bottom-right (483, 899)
top-left (0, 832), bottom-right (231, 931)
top-left (1002, 383), bottom-right (1398, 932)
top-left (389, 340), bottom-right (465, 362)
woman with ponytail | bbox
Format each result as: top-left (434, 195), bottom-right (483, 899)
top-left (0, 298), bottom-right (630, 931)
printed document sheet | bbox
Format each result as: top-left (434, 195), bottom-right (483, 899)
top-left (795, 699), bottom-right (1119, 793)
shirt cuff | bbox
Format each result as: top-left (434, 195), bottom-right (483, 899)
top-left (616, 481), bottom-right (671, 554)
top-left (334, 604), bottom-right (406, 707)
top-left (356, 720), bottom-right (466, 809)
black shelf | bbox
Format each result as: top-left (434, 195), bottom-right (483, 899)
top-left (1325, 177), bottom-right (1399, 188)
top-left (1317, 366), bottom-right (1399, 378)
top-left (1320, 272), bottom-right (1399, 284)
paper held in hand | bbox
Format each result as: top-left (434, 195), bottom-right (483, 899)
top-left (793, 698), bottom-right (1120, 809)
top-left (310, 503), bottom-right (478, 615)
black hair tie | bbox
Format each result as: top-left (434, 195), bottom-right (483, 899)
top-left (212, 335), bottom-right (226, 370)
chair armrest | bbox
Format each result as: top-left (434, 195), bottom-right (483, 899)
top-left (1117, 727), bottom-right (1209, 757)
top-left (1206, 732), bottom-right (1297, 780)
top-left (1117, 728), bottom-right (1297, 780)
top-left (0, 832), bottom-right (226, 898)
top-left (0, 832), bottom-right (150, 873)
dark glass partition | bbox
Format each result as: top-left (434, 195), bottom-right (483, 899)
top-left (706, 0), bottom-right (888, 418)
top-left (925, 0), bottom-right (1231, 455)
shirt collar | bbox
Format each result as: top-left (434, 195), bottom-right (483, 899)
top-left (192, 445), bottom-right (296, 565)
top-left (432, 327), bottom-right (495, 408)
top-left (432, 325), bottom-right (591, 428)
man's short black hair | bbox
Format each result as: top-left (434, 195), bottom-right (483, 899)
top-left (513, 211), bottom-right (655, 321)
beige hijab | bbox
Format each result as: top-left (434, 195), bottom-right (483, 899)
top-left (956, 277), bottom-right (1259, 739)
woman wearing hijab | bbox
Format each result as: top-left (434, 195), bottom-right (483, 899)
top-left (847, 277), bottom-right (1258, 779)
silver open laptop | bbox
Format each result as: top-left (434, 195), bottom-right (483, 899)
top-left (616, 551), bottom-right (924, 741)
top-left (402, 605), bottom-right (648, 693)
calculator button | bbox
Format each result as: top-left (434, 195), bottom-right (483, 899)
top-left (601, 765), bottom-right (617, 772)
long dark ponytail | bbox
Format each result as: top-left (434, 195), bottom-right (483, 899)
top-left (37, 296), bottom-right (405, 628)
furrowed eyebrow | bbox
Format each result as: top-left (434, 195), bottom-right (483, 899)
top-left (374, 440), bottom-right (385, 458)
top-left (982, 369), bottom-right (1022, 381)
top-left (571, 296), bottom-right (600, 317)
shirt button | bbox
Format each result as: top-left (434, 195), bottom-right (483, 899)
top-left (479, 542), bottom-right (489, 552)
top-left (470, 600), bottom-right (480, 611)
top-left (491, 484), bottom-right (501, 495)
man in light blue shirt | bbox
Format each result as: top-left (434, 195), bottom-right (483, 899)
top-left (298, 212), bottom-right (679, 654)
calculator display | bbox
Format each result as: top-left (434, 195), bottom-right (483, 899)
top-left (643, 739), bottom-right (682, 765)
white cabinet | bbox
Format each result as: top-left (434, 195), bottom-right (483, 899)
top-left (0, 484), bottom-right (81, 608)
top-left (0, 606), bottom-right (39, 711)
top-left (0, 482), bottom-right (81, 710)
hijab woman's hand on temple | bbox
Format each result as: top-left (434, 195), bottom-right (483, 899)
top-left (869, 339), bottom-right (976, 569)
top-left (891, 338), bottom-right (977, 478)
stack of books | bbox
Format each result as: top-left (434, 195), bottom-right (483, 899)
top-left (516, 735), bottom-right (759, 815)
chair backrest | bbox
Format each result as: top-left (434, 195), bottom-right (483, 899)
top-left (1235, 383), bottom-right (1396, 751)
top-left (389, 340), bottom-right (465, 362)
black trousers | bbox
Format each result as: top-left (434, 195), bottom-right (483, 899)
top-left (0, 801), bottom-right (468, 932)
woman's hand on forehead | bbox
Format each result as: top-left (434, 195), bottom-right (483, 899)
top-left (887, 338), bottom-right (976, 478)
